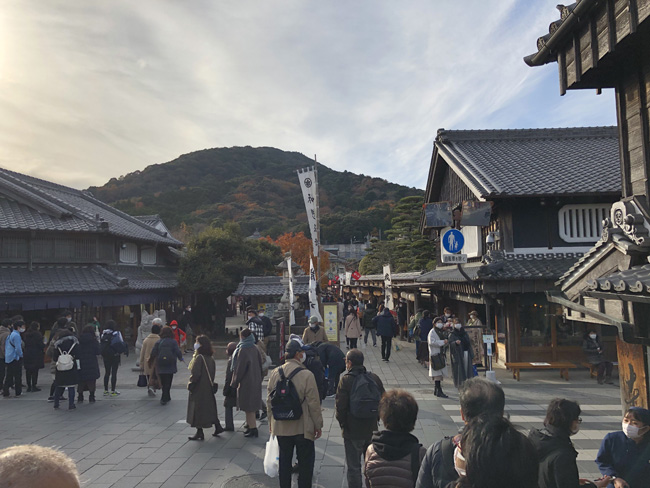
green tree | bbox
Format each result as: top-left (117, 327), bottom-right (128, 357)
top-left (359, 196), bottom-right (437, 274)
top-left (178, 223), bottom-right (281, 335)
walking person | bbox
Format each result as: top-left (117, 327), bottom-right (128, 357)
top-left (76, 325), bottom-right (101, 404)
top-left (428, 319), bottom-right (449, 398)
top-left (100, 321), bottom-right (128, 396)
top-left (345, 306), bottom-right (363, 350)
top-left (596, 407), bottom-right (650, 488)
top-left (231, 328), bottom-right (264, 437)
top-left (267, 340), bottom-right (324, 488)
top-left (139, 320), bottom-right (161, 397)
top-left (149, 325), bottom-right (184, 405)
top-left (222, 342), bottom-right (238, 431)
top-left (0, 319), bottom-right (12, 390)
top-left (336, 349), bottom-right (385, 488)
top-left (315, 341), bottom-right (346, 397)
top-left (373, 306), bottom-right (398, 362)
top-left (365, 390), bottom-right (426, 488)
top-left (51, 329), bottom-right (79, 410)
top-left (448, 318), bottom-right (474, 389)
top-left (582, 330), bottom-right (614, 385)
top-left (186, 335), bottom-right (224, 440)
top-left (2, 320), bottom-right (25, 398)
top-left (23, 321), bottom-right (44, 393)
top-left (363, 302), bottom-right (377, 346)
top-left (169, 320), bottom-right (186, 350)
top-left (302, 315), bottom-right (328, 344)
top-left (529, 398), bottom-right (611, 488)
top-left (417, 311), bottom-right (434, 367)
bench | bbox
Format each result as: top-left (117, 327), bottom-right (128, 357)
top-left (581, 362), bottom-right (618, 378)
top-left (505, 362), bottom-right (577, 381)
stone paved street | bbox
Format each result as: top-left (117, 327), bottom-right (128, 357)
top-left (0, 322), bottom-right (622, 487)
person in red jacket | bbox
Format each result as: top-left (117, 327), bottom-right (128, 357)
top-left (170, 321), bottom-right (186, 349)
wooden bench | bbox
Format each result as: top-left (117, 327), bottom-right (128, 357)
top-left (581, 361), bottom-right (618, 378)
top-left (505, 362), bottom-right (577, 381)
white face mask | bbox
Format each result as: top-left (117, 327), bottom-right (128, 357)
top-left (194, 343), bottom-right (200, 351)
top-left (172, 326), bottom-right (177, 330)
top-left (435, 323), bottom-right (444, 329)
top-left (453, 446), bottom-right (466, 477)
top-left (299, 353), bottom-right (306, 363)
top-left (454, 323), bottom-right (462, 330)
top-left (19, 328), bottom-right (25, 333)
top-left (622, 422), bottom-right (645, 439)
top-left (445, 313), bottom-right (451, 318)
top-left (259, 312), bottom-right (264, 317)
top-left (589, 334), bottom-right (597, 340)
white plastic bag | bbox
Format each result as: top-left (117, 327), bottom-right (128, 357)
top-left (264, 434), bottom-right (280, 478)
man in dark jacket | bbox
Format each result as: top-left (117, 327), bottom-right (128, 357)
top-left (415, 377), bottom-right (505, 488)
top-left (363, 303), bottom-right (377, 347)
top-left (302, 344), bottom-right (327, 401)
top-left (373, 307), bottom-right (397, 362)
top-left (336, 349), bottom-right (385, 488)
top-left (314, 341), bottom-right (346, 397)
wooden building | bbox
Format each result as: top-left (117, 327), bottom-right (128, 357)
top-left (525, 0), bottom-right (650, 409)
top-left (0, 167), bottom-right (183, 336)
top-left (419, 127), bottom-right (621, 365)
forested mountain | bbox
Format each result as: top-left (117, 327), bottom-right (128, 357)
top-left (88, 146), bottom-right (423, 243)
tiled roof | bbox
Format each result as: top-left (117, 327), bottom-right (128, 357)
top-left (417, 253), bottom-right (580, 284)
top-left (234, 275), bottom-right (310, 296)
top-left (355, 271), bottom-right (424, 282)
top-left (0, 264), bottom-right (178, 295)
top-left (0, 167), bottom-right (182, 246)
top-left (586, 265), bottom-right (650, 294)
top-left (436, 126), bottom-right (620, 198)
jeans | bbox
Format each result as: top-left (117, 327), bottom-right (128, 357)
top-left (159, 373), bottom-right (174, 402)
top-left (344, 437), bottom-right (370, 488)
top-left (3, 359), bottom-right (22, 396)
top-left (381, 336), bottom-right (392, 360)
top-left (277, 434), bottom-right (315, 488)
top-left (25, 369), bottom-right (39, 389)
top-left (54, 386), bottom-right (75, 408)
top-left (349, 338), bottom-right (358, 349)
top-left (364, 328), bottom-right (377, 345)
top-left (103, 355), bottom-right (119, 391)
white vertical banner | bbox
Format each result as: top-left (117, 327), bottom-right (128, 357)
top-left (383, 264), bottom-right (394, 311)
top-left (288, 257), bottom-right (296, 326)
top-left (345, 271), bottom-right (352, 286)
top-left (297, 166), bottom-right (320, 256)
top-left (309, 258), bottom-right (322, 322)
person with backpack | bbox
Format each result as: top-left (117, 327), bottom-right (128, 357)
top-left (336, 349), bottom-right (385, 488)
top-left (373, 306), bottom-right (398, 362)
top-left (415, 377), bottom-right (505, 488)
top-left (76, 325), bottom-right (101, 404)
top-left (363, 302), bottom-right (377, 347)
top-left (100, 320), bottom-right (128, 397)
top-left (267, 340), bottom-right (323, 488)
top-left (149, 325), bottom-right (184, 405)
top-left (51, 329), bottom-right (79, 410)
top-left (365, 389), bottom-right (426, 488)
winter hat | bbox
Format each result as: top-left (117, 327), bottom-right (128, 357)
top-left (285, 340), bottom-right (302, 359)
top-left (289, 334), bottom-right (304, 346)
top-left (309, 315), bottom-right (320, 325)
top-left (170, 320), bottom-right (178, 326)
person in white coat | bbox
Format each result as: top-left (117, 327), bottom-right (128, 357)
top-left (345, 306), bottom-right (363, 350)
top-left (428, 320), bottom-right (449, 398)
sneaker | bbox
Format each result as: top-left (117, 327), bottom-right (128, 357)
top-left (110, 391), bottom-right (120, 397)
top-left (69, 405), bottom-right (76, 410)
top-left (373, 344), bottom-right (377, 347)
top-left (147, 388), bottom-right (155, 397)
top-left (103, 390), bottom-right (110, 396)
top-left (14, 393), bottom-right (22, 398)
top-left (32, 387), bottom-right (41, 392)
top-left (53, 405), bottom-right (59, 410)
top-left (47, 396), bottom-right (54, 402)
top-left (26, 387), bottom-right (32, 393)
top-left (326, 392), bottom-right (336, 398)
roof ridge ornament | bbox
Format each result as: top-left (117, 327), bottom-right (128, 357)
top-left (603, 201), bottom-right (650, 247)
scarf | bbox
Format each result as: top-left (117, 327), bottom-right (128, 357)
top-left (231, 334), bottom-right (256, 370)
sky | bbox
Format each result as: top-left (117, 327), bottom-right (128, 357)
top-left (0, 1), bottom-right (617, 191)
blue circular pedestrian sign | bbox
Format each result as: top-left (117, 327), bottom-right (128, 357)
top-left (442, 229), bottom-right (464, 254)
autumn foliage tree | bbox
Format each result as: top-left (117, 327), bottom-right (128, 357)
top-left (266, 232), bottom-right (330, 285)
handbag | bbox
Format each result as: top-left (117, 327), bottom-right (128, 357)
top-left (200, 355), bottom-right (219, 394)
top-left (264, 435), bottom-right (280, 478)
top-left (137, 374), bottom-right (148, 387)
top-left (431, 353), bottom-right (446, 371)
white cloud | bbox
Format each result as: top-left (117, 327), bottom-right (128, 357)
top-left (0, 1), bottom-right (616, 190)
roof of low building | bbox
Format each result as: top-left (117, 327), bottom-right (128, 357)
top-left (0, 167), bottom-right (182, 246)
top-left (434, 126), bottom-right (620, 199)
top-left (234, 275), bottom-right (310, 296)
top-left (355, 271), bottom-right (424, 282)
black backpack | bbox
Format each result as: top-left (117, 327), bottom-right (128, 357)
top-left (157, 340), bottom-right (176, 368)
top-left (100, 331), bottom-right (114, 356)
top-left (349, 372), bottom-right (382, 418)
top-left (270, 366), bottom-right (305, 421)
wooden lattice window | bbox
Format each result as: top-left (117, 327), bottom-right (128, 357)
top-left (558, 204), bottom-right (611, 243)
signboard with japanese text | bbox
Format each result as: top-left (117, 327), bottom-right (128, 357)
top-left (324, 304), bottom-right (339, 343)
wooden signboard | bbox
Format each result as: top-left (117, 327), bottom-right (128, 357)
top-left (465, 326), bottom-right (484, 366)
top-left (616, 337), bottom-right (649, 410)
top-left (323, 304), bottom-right (339, 344)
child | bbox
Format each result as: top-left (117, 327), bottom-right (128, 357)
top-left (222, 342), bottom-right (238, 431)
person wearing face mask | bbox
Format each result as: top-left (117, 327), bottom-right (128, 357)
top-left (245, 307), bottom-right (266, 347)
top-left (178, 304), bottom-right (194, 353)
top-left (428, 320), bottom-right (449, 398)
top-left (345, 305), bottom-right (363, 350)
top-left (448, 319), bottom-right (474, 389)
top-left (258, 309), bottom-right (274, 350)
top-left (582, 330), bottom-right (614, 385)
top-left (231, 328), bottom-right (264, 437)
top-left (302, 315), bottom-right (328, 344)
top-left (267, 340), bottom-right (323, 488)
top-left (169, 320), bottom-right (186, 351)
top-left (529, 398), bottom-right (611, 488)
top-left (417, 311), bottom-right (435, 367)
top-left (186, 335), bottom-right (224, 440)
top-left (596, 407), bottom-right (650, 488)
top-left (2, 320), bottom-right (25, 397)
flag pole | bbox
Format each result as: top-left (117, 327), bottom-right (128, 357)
top-left (314, 154), bottom-right (320, 282)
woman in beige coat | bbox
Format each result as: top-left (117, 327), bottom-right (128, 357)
top-left (231, 328), bottom-right (264, 438)
top-left (139, 322), bottom-right (161, 397)
top-left (345, 307), bottom-right (363, 349)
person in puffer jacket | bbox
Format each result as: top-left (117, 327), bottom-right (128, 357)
top-left (365, 389), bottom-right (426, 488)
